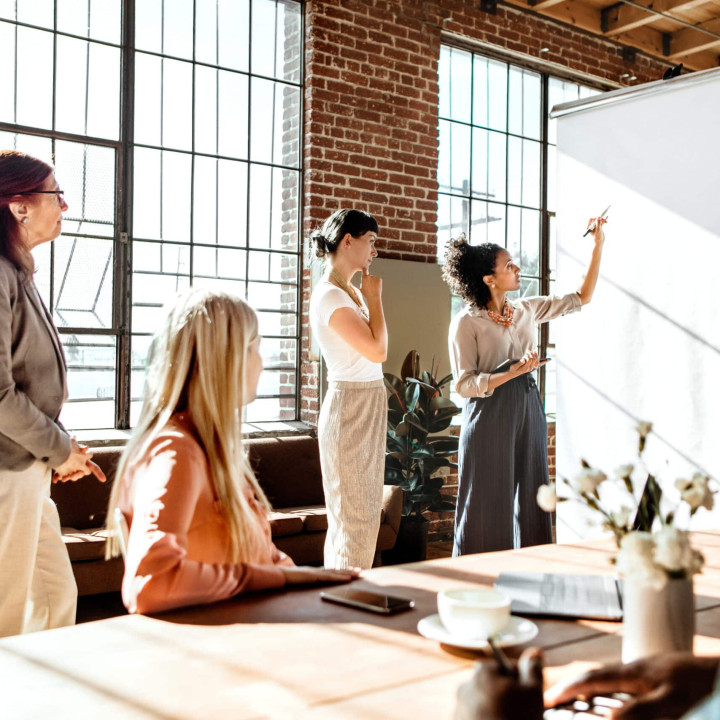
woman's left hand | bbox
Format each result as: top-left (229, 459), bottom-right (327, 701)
top-left (52, 458), bottom-right (107, 484)
top-left (587, 216), bottom-right (607, 245)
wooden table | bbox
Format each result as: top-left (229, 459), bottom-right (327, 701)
top-left (3, 533), bottom-right (720, 719)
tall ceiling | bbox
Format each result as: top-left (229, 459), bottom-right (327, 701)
top-left (501, 0), bottom-right (720, 71)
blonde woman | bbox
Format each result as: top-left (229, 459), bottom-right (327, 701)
top-left (106, 289), bottom-right (356, 615)
top-left (309, 209), bottom-right (387, 570)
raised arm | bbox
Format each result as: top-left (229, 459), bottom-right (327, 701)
top-left (328, 269), bottom-right (387, 363)
top-left (577, 216), bottom-right (606, 305)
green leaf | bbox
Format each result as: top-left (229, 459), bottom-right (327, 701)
top-left (435, 373), bottom-right (453, 389)
top-left (406, 377), bottom-right (437, 395)
top-left (429, 396), bottom-right (459, 411)
top-left (394, 421), bottom-right (409, 437)
top-left (405, 383), bottom-right (420, 413)
top-left (428, 438), bottom-right (459, 454)
top-left (403, 411), bottom-right (426, 433)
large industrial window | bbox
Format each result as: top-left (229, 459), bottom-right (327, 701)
top-left (0, 0), bottom-right (303, 430)
top-left (437, 44), bottom-right (599, 415)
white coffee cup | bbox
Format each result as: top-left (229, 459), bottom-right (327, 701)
top-left (437, 588), bottom-right (511, 640)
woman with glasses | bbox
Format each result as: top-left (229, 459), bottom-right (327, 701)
top-left (105, 288), bottom-right (356, 615)
top-left (0, 150), bottom-right (105, 638)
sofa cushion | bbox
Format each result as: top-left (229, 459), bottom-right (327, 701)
top-left (268, 513), bottom-right (304, 537)
top-left (61, 527), bottom-right (110, 562)
top-left (282, 506), bottom-right (328, 533)
top-left (248, 436), bottom-right (325, 508)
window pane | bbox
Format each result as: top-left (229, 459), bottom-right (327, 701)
top-left (257, 310), bottom-right (297, 336)
top-left (250, 78), bottom-right (301, 166)
top-left (16, 0), bottom-right (53, 28)
top-left (0, 22), bottom-right (16, 123)
top-left (218, 70), bottom-right (250, 159)
top-left (134, 53), bottom-right (162, 146)
top-left (252, 0), bottom-right (302, 83)
top-left (217, 157), bottom-right (249, 247)
top-left (56, 37), bottom-right (121, 140)
top-left (473, 56), bottom-right (508, 131)
top-left (506, 207), bottom-right (540, 277)
top-left (438, 120), bottom-right (470, 196)
top-left (508, 67), bottom-right (541, 140)
top-left (507, 137), bottom-right (540, 209)
top-left (57, 0), bottom-right (122, 44)
top-left (58, 335), bottom-right (116, 430)
top-left (471, 128), bottom-right (506, 203)
top-left (247, 282), bottom-right (296, 313)
top-left (438, 46), bottom-right (471, 122)
top-left (163, 0), bottom-right (193, 59)
top-left (16, 26), bottom-right (53, 129)
top-left (195, 0), bottom-right (250, 71)
top-left (135, 0), bottom-right (162, 53)
top-left (437, 194), bottom-right (469, 250)
top-left (194, 245), bottom-right (247, 281)
top-left (162, 59), bottom-right (193, 151)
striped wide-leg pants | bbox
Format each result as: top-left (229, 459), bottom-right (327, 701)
top-left (318, 379), bottom-right (386, 570)
top-left (453, 374), bottom-right (552, 556)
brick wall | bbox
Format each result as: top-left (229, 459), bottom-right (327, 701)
top-left (300, 0), bottom-right (669, 533)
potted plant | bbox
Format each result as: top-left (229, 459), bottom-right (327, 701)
top-left (382, 350), bottom-right (461, 564)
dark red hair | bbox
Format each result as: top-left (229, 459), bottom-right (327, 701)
top-left (0, 150), bottom-right (54, 275)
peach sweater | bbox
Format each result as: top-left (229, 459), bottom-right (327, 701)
top-left (117, 415), bottom-right (292, 614)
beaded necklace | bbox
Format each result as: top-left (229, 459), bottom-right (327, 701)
top-left (487, 300), bottom-right (514, 327)
top-left (328, 268), bottom-right (369, 320)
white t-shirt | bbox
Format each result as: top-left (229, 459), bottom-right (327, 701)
top-left (310, 279), bottom-right (383, 382)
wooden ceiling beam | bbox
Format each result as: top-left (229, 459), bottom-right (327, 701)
top-left (667, 17), bottom-right (720, 57)
top-left (602, 0), bottom-right (712, 37)
top-left (501, 0), bottom-right (716, 70)
top-left (529, 0), bottom-right (570, 10)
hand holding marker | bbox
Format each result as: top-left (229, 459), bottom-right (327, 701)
top-left (583, 204), bottom-right (610, 237)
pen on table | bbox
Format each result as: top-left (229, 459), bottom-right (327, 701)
top-left (583, 204), bottom-right (611, 237)
top-left (487, 635), bottom-right (518, 678)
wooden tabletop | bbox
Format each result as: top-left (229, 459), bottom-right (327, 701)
top-left (3, 533), bottom-right (720, 720)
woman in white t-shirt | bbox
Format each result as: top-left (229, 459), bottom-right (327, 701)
top-left (309, 209), bottom-right (387, 569)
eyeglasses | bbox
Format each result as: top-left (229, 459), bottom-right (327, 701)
top-left (17, 189), bottom-right (64, 200)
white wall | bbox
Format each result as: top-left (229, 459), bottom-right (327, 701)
top-left (554, 69), bottom-right (720, 540)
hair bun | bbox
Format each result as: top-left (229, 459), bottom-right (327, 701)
top-left (311, 231), bottom-right (328, 258)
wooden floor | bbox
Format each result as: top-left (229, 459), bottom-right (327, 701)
top-left (75, 538), bottom-right (454, 624)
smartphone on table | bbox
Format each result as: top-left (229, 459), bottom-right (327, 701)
top-left (320, 587), bottom-right (415, 615)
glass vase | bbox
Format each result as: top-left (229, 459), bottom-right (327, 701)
top-left (622, 576), bottom-right (694, 663)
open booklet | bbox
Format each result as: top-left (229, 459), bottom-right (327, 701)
top-left (496, 476), bottom-right (663, 621)
top-left (495, 572), bottom-right (623, 621)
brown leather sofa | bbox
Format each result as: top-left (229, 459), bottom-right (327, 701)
top-left (51, 435), bottom-right (403, 596)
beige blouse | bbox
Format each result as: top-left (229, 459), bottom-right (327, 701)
top-left (449, 293), bottom-right (582, 399)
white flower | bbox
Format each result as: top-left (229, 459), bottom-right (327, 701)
top-left (573, 468), bottom-right (607, 494)
top-left (614, 464), bottom-right (634, 479)
top-left (612, 506), bottom-right (633, 530)
top-left (616, 532), bottom-right (666, 589)
top-left (653, 526), bottom-right (701, 575)
top-left (676, 473), bottom-right (714, 512)
top-left (537, 483), bottom-right (557, 512)
top-left (636, 421), bottom-right (653, 438)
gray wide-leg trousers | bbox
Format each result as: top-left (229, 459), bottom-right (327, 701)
top-left (453, 374), bottom-right (552, 556)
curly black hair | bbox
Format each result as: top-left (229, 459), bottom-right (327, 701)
top-left (441, 236), bottom-right (504, 309)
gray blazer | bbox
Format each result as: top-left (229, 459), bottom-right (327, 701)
top-left (0, 256), bottom-right (71, 471)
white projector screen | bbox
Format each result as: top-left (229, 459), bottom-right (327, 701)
top-left (554, 68), bottom-right (720, 541)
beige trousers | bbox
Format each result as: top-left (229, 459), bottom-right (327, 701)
top-left (318, 380), bottom-right (386, 570)
top-left (0, 461), bottom-right (77, 638)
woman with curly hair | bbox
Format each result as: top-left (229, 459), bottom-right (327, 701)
top-left (442, 218), bottom-right (606, 555)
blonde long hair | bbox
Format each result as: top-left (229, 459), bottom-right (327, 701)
top-left (106, 288), bottom-right (271, 562)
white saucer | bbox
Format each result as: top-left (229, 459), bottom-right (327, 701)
top-left (417, 614), bottom-right (538, 650)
